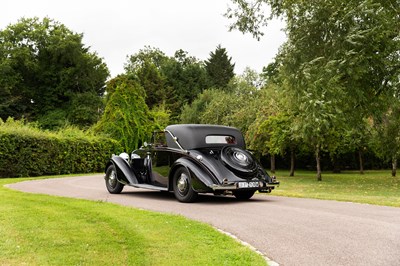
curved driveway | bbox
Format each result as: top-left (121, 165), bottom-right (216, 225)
top-left (8, 175), bottom-right (400, 266)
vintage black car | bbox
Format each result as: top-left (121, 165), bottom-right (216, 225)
top-left (105, 124), bottom-right (279, 202)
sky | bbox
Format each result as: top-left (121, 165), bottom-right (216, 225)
top-left (2, 0), bottom-right (287, 78)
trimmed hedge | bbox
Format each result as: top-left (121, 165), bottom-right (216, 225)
top-left (0, 119), bottom-right (122, 177)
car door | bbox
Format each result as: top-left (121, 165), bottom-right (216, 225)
top-left (150, 149), bottom-right (170, 187)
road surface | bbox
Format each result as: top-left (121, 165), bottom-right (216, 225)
top-left (8, 175), bottom-right (400, 266)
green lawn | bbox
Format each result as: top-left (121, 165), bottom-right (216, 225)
top-left (0, 177), bottom-right (266, 266)
top-left (3, 170), bottom-right (397, 265)
top-left (271, 170), bottom-right (400, 207)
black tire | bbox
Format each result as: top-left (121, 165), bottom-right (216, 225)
top-left (172, 167), bottom-right (198, 203)
top-left (220, 146), bottom-right (257, 177)
top-left (233, 190), bottom-right (255, 200)
top-left (105, 164), bottom-right (124, 194)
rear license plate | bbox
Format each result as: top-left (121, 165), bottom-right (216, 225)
top-left (237, 181), bottom-right (259, 188)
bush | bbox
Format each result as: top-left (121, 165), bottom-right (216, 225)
top-left (0, 118), bottom-right (122, 177)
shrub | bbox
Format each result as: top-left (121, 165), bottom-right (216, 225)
top-left (0, 118), bottom-right (122, 177)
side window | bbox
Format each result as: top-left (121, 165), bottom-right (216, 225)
top-left (205, 135), bottom-right (236, 144)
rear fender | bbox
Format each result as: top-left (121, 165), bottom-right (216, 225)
top-left (169, 157), bottom-right (216, 192)
top-left (106, 156), bottom-right (139, 185)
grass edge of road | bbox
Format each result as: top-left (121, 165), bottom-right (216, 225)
top-left (0, 175), bottom-right (268, 266)
top-left (270, 170), bottom-right (400, 207)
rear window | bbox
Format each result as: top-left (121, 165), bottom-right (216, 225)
top-left (205, 135), bottom-right (236, 144)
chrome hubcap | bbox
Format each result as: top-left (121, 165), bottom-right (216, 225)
top-left (234, 151), bottom-right (248, 163)
top-left (177, 173), bottom-right (188, 193)
top-left (108, 170), bottom-right (117, 188)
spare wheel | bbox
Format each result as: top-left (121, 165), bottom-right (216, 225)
top-left (220, 146), bottom-right (257, 177)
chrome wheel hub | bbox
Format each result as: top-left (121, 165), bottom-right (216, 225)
top-left (234, 151), bottom-right (248, 163)
top-left (177, 173), bottom-right (188, 193)
top-left (108, 170), bottom-right (117, 188)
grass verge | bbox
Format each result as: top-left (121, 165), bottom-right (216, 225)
top-left (272, 170), bottom-right (400, 207)
top-left (0, 177), bottom-right (266, 265)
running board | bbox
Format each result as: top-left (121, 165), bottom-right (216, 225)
top-left (130, 183), bottom-right (168, 191)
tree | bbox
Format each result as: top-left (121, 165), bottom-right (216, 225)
top-left (136, 60), bottom-right (170, 109)
top-left (200, 89), bottom-right (238, 125)
top-left (180, 89), bottom-right (222, 124)
top-left (160, 49), bottom-right (211, 121)
top-left (67, 92), bottom-right (104, 128)
top-left (125, 46), bottom-right (210, 121)
top-left (371, 97), bottom-right (400, 177)
top-left (340, 117), bottom-right (372, 174)
top-left (205, 45), bottom-right (235, 89)
top-left (246, 84), bottom-right (298, 175)
top-left (163, 49), bottom-right (210, 105)
top-left (226, 0), bottom-right (400, 180)
top-left (124, 46), bottom-right (168, 72)
top-left (94, 77), bottom-right (151, 151)
top-left (0, 17), bottom-right (109, 127)
top-left (222, 69), bottom-right (262, 132)
top-left (149, 103), bottom-right (171, 132)
top-left (180, 68), bottom-right (260, 128)
top-left (124, 46), bottom-right (172, 109)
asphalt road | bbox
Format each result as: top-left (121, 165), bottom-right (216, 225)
top-left (8, 175), bottom-right (400, 266)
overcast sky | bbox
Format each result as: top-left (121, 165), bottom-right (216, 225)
top-left (2, 0), bottom-right (286, 78)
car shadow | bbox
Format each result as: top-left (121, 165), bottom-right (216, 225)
top-left (121, 189), bottom-right (274, 205)
top-left (197, 194), bottom-right (273, 205)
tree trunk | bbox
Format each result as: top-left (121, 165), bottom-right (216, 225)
top-left (270, 154), bottom-right (276, 174)
top-left (316, 145), bottom-right (322, 181)
top-left (289, 148), bottom-right (295, 177)
top-left (359, 149), bottom-right (364, 175)
top-left (392, 157), bottom-right (397, 177)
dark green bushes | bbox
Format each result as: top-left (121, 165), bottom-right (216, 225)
top-left (0, 119), bottom-right (122, 177)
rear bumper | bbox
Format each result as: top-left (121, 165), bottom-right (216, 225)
top-left (210, 180), bottom-right (280, 192)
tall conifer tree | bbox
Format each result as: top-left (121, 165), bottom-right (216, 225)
top-left (205, 45), bottom-right (235, 89)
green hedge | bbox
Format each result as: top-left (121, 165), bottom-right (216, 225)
top-left (0, 119), bottom-right (122, 177)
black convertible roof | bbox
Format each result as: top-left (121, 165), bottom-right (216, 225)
top-left (165, 124), bottom-right (245, 150)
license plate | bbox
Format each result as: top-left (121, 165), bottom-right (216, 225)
top-left (237, 181), bottom-right (259, 188)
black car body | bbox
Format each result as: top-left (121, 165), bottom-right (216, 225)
top-left (105, 124), bottom-right (279, 202)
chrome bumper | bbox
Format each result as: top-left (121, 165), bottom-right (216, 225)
top-left (210, 180), bottom-right (280, 191)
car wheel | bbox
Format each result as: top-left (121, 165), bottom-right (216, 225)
top-left (173, 167), bottom-right (198, 203)
top-left (233, 190), bottom-right (255, 200)
top-left (221, 146), bottom-right (257, 177)
top-left (105, 164), bottom-right (124, 194)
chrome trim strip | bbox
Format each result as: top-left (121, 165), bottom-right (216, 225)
top-left (164, 129), bottom-right (187, 152)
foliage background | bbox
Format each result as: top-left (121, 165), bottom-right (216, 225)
top-left (0, 118), bottom-right (121, 177)
top-left (0, 17), bottom-right (109, 128)
top-left (1, 5), bottom-right (399, 179)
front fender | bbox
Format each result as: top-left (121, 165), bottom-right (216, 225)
top-left (106, 156), bottom-right (139, 185)
top-left (169, 157), bottom-right (217, 192)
